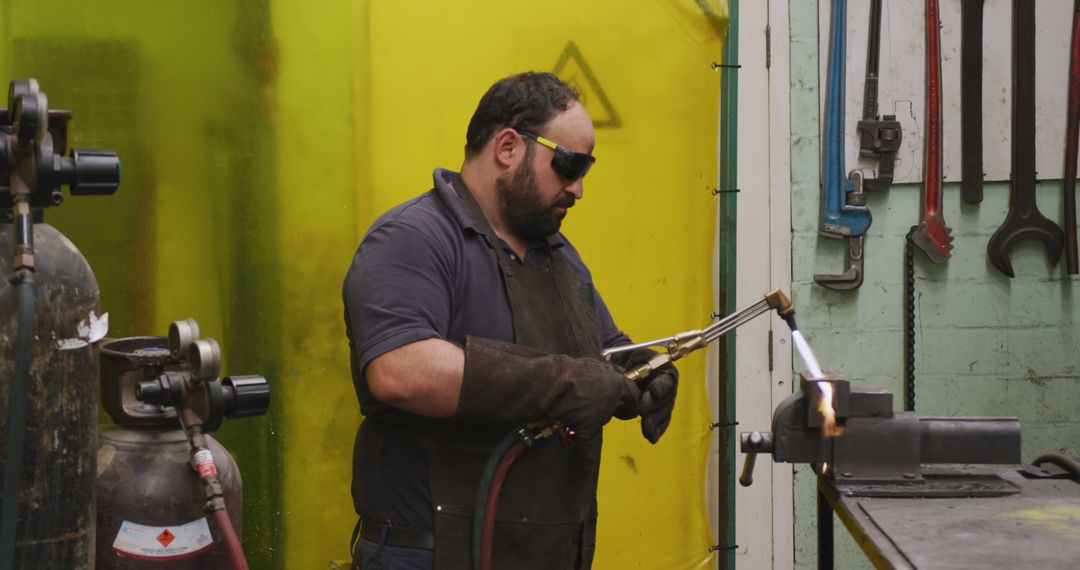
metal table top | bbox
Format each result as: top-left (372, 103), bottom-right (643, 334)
top-left (819, 466), bottom-right (1080, 569)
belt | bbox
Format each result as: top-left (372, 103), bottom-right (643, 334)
top-left (359, 520), bottom-right (435, 550)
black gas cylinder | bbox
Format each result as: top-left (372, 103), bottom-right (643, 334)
top-left (0, 223), bottom-right (100, 568)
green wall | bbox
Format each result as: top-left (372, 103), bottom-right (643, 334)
top-left (788, 1), bottom-right (1080, 567)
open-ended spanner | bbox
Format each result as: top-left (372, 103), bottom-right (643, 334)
top-left (1063, 0), bottom-right (1080, 274)
top-left (961, 0), bottom-right (986, 204)
top-left (910, 0), bottom-right (953, 264)
top-left (987, 0), bottom-right (1064, 277)
top-left (820, 0), bottom-right (871, 240)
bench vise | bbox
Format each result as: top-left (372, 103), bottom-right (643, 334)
top-left (740, 373), bottom-right (1022, 496)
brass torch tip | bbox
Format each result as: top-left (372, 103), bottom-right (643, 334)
top-left (765, 289), bottom-right (795, 319)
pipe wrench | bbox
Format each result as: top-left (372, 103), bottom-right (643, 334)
top-left (815, 171), bottom-right (865, 290)
top-left (820, 0), bottom-right (871, 240)
top-left (819, 0), bottom-right (895, 290)
top-left (856, 0), bottom-right (902, 194)
top-left (910, 0), bottom-right (954, 263)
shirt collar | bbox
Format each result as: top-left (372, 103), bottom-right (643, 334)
top-left (432, 168), bottom-right (566, 250)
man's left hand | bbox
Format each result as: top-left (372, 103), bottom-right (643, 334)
top-left (610, 348), bottom-right (679, 443)
top-left (638, 367), bottom-right (677, 443)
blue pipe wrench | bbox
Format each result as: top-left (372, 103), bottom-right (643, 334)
top-left (821, 0), bottom-right (872, 238)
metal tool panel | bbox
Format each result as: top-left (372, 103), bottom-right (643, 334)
top-left (823, 469), bottom-right (1080, 569)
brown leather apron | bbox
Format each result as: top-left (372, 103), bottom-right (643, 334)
top-left (425, 180), bottom-right (604, 569)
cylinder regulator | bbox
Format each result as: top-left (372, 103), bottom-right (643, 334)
top-left (97, 318), bottom-right (269, 569)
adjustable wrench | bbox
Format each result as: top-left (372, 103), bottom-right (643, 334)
top-left (821, 0), bottom-right (871, 239)
top-left (960, 0), bottom-right (985, 204)
top-left (815, 171), bottom-right (865, 290)
top-left (856, 0), bottom-right (902, 194)
top-left (1063, 0), bottom-right (1080, 274)
top-left (987, 0), bottom-right (1064, 277)
top-left (910, 0), bottom-right (953, 264)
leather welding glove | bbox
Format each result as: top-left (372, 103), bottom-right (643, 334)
top-left (456, 336), bottom-right (641, 441)
top-left (610, 348), bottom-right (680, 444)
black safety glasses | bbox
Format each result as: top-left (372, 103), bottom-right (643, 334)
top-left (516, 130), bottom-right (596, 181)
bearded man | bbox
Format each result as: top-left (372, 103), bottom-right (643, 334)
top-left (342, 71), bottom-right (678, 570)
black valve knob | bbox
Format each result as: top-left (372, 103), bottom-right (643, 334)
top-left (65, 148), bottom-right (120, 195)
top-left (222, 375), bottom-right (270, 418)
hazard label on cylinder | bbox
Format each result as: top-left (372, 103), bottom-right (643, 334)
top-left (113, 517), bottom-right (214, 560)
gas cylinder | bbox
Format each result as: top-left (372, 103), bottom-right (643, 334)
top-left (96, 328), bottom-right (268, 568)
top-left (0, 223), bottom-right (100, 568)
top-left (97, 427), bottom-right (243, 568)
top-left (1, 77), bottom-right (119, 568)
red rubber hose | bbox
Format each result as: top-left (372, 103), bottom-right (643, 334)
top-left (213, 507), bottom-right (249, 570)
top-left (479, 440), bottom-right (527, 570)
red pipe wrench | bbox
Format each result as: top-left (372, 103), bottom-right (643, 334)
top-left (910, 0), bottom-right (953, 263)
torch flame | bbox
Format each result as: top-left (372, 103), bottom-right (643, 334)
top-left (791, 330), bottom-right (844, 437)
top-left (822, 462), bottom-right (829, 475)
top-left (817, 382), bottom-right (845, 437)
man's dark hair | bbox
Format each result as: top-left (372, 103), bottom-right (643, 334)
top-left (464, 72), bottom-right (580, 159)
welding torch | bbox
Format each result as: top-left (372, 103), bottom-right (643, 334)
top-left (602, 288), bottom-right (795, 380)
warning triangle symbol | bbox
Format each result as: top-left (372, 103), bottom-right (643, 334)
top-left (553, 42), bottom-right (622, 129)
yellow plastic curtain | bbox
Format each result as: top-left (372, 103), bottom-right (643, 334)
top-left (0, 1), bottom-right (726, 567)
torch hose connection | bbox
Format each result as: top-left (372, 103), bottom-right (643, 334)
top-left (187, 427), bottom-right (249, 570)
top-left (473, 422), bottom-right (570, 570)
top-left (472, 429), bottom-right (522, 570)
top-left (479, 440), bottom-right (527, 570)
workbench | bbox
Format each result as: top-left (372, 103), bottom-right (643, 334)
top-left (815, 463), bottom-right (1080, 569)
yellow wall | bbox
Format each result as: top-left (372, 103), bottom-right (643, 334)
top-left (2, 1), bottom-right (725, 567)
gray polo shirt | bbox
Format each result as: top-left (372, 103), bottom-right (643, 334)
top-left (343, 168), bottom-right (629, 527)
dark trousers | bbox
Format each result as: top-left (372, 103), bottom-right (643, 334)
top-left (352, 538), bottom-right (434, 569)
top-left (351, 516), bottom-right (435, 570)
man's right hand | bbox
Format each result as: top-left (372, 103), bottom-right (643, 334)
top-left (456, 336), bottom-right (639, 440)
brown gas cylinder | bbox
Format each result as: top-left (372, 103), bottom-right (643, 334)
top-left (95, 330), bottom-right (264, 569)
top-left (0, 223), bottom-right (99, 568)
top-left (96, 428), bottom-right (243, 568)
